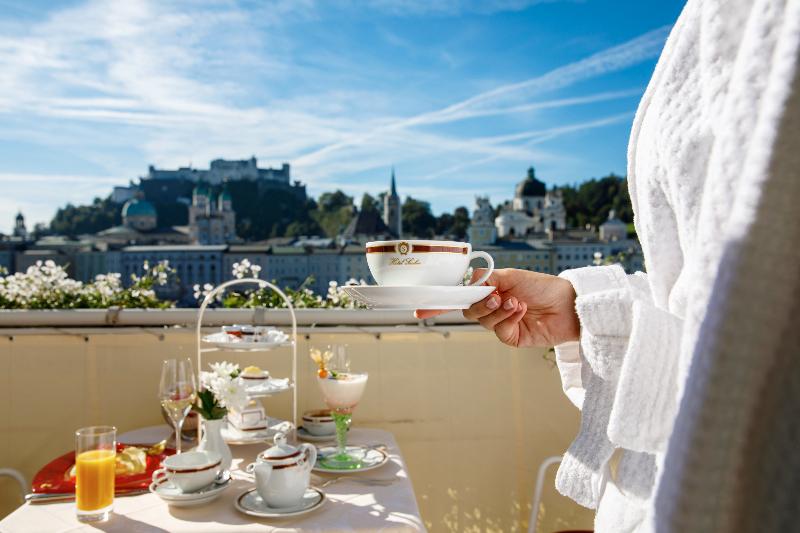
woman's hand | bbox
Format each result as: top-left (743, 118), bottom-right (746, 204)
top-left (415, 268), bottom-right (580, 348)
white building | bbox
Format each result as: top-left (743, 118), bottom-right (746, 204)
top-left (188, 184), bottom-right (237, 245)
top-left (146, 157), bottom-right (291, 185)
top-left (496, 167), bottom-right (566, 238)
top-left (467, 196), bottom-right (497, 247)
top-left (599, 210), bottom-right (628, 242)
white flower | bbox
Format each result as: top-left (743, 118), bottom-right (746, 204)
top-left (210, 361), bottom-right (239, 379)
top-left (199, 363), bottom-right (247, 412)
top-left (193, 283), bottom-right (215, 301)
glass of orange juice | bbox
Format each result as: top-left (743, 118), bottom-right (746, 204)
top-left (75, 426), bottom-right (116, 523)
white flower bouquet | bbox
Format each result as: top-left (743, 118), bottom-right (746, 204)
top-left (193, 362), bottom-right (248, 420)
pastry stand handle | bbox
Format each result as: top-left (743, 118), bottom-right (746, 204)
top-left (195, 278), bottom-right (299, 444)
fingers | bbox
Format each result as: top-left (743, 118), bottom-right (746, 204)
top-left (476, 296), bottom-right (521, 331)
top-left (494, 301), bottom-right (528, 345)
top-left (463, 291), bottom-right (502, 321)
top-left (414, 309), bottom-right (451, 319)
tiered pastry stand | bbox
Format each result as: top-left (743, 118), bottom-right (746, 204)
top-left (195, 278), bottom-right (298, 443)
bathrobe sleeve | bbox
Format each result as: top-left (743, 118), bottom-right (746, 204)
top-left (555, 264), bottom-right (684, 454)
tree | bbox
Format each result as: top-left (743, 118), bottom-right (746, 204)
top-left (435, 213), bottom-right (454, 236)
top-left (402, 197), bottom-right (437, 238)
top-left (50, 196), bottom-right (121, 236)
top-left (312, 190), bottom-right (355, 237)
top-left (360, 193), bottom-right (380, 214)
top-left (560, 174), bottom-right (633, 229)
top-left (451, 206), bottom-right (470, 239)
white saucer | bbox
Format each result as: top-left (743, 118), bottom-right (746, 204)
top-left (340, 285), bottom-right (495, 310)
top-left (313, 445), bottom-right (389, 473)
top-left (234, 487), bottom-right (326, 518)
top-left (245, 378), bottom-right (292, 398)
top-left (202, 332), bottom-right (293, 351)
top-left (149, 473), bottom-right (231, 507)
top-left (296, 426), bottom-right (336, 443)
top-left (222, 417), bottom-right (294, 445)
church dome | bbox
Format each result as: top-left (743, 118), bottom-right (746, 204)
top-left (515, 167), bottom-right (546, 198)
top-left (122, 198), bottom-right (157, 231)
top-left (193, 182), bottom-right (210, 197)
top-left (122, 198), bottom-right (156, 218)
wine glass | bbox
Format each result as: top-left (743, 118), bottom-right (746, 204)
top-left (315, 345), bottom-right (368, 469)
top-left (159, 358), bottom-right (197, 454)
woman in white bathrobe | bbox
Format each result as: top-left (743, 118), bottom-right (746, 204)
top-left (419, 0), bottom-right (800, 531)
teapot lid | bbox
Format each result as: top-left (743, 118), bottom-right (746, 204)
top-left (260, 432), bottom-right (301, 465)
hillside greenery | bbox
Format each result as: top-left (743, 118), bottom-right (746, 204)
top-left (47, 173), bottom-right (635, 240)
top-left (560, 174), bottom-right (633, 228)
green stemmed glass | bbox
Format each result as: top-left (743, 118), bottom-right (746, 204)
top-left (315, 346), bottom-right (368, 469)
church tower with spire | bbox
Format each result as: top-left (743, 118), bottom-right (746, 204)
top-left (383, 167), bottom-right (402, 237)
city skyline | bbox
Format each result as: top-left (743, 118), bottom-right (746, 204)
top-left (0, 0), bottom-right (684, 233)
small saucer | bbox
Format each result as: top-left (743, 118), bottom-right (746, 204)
top-left (313, 445), bottom-right (389, 473)
top-left (149, 472), bottom-right (231, 507)
top-left (222, 417), bottom-right (293, 445)
top-left (234, 487), bottom-right (326, 518)
top-left (297, 426), bottom-right (336, 443)
top-left (340, 285), bottom-right (495, 310)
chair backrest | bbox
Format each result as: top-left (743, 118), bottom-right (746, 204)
top-left (0, 468), bottom-right (28, 502)
top-left (528, 455), bottom-right (563, 533)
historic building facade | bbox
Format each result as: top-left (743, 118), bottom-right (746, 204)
top-left (495, 167), bottom-right (566, 238)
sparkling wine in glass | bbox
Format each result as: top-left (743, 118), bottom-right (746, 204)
top-left (159, 358), bottom-right (197, 454)
top-left (315, 345), bottom-right (368, 469)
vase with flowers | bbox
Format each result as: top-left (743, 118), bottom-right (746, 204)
top-left (192, 362), bottom-right (248, 471)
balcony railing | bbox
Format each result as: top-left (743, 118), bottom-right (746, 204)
top-left (0, 309), bottom-right (593, 531)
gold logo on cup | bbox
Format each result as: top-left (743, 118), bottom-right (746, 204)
top-left (397, 242), bottom-right (410, 255)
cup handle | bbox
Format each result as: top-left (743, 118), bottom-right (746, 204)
top-left (151, 467), bottom-right (167, 484)
top-left (466, 251), bottom-right (494, 286)
top-left (245, 462), bottom-right (256, 474)
top-left (301, 443), bottom-right (317, 474)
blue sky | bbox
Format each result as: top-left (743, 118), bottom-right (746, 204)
top-left (0, 0), bottom-right (685, 234)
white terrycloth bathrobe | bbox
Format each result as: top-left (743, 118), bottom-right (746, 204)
top-left (553, 0), bottom-right (800, 531)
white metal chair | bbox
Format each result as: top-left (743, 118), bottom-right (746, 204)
top-left (0, 468), bottom-right (28, 503)
top-left (528, 455), bottom-right (563, 533)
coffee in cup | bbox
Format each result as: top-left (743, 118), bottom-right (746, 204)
top-left (365, 240), bottom-right (494, 287)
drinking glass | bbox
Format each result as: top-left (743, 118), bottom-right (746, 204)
top-left (315, 345), bottom-right (368, 469)
top-left (159, 358), bottom-right (197, 454)
top-left (75, 425), bottom-right (116, 523)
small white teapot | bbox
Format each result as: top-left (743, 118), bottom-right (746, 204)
top-left (245, 432), bottom-right (317, 508)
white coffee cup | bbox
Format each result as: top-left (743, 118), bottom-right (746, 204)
top-left (151, 450), bottom-right (222, 493)
top-left (301, 409), bottom-right (335, 436)
top-left (366, 240), bottom-right (494, 287)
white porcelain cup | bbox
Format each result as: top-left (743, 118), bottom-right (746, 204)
top-left (302, 409), bottom-right (335, 436)
top-left (366, 240), bottom-right (494, 287)
top-left (151, 450), bottom-right (222, 493)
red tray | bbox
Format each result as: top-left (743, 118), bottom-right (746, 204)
top-left (31, 443), bottom-right (176, 494)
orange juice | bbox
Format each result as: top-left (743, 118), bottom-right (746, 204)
top-left (75, 449), bottom-right (115, 511)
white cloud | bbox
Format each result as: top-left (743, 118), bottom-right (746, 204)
top-left (0, 0), bottom-right (668, 232)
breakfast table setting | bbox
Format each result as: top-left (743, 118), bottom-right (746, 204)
top-left (1, 239), bottom-right (497, 532)
top-left (0, 425), bottom-right (424, 532)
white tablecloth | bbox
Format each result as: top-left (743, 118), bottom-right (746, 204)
top-left (0, 426), bottom-right (425, 532)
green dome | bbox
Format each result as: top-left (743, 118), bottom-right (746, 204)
top-left (193, 182), bottom-right (210, 196)
top-left (122, 198), bottom-right (156, 218)
top-left (515, 167), bottom-right (546, 197)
